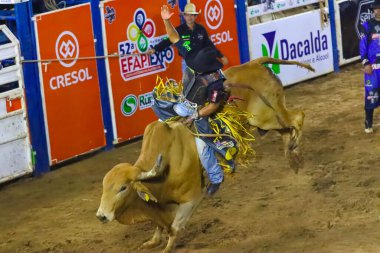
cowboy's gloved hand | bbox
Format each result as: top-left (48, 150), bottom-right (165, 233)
top-left (183, 117), bottom-right (194, 127)
top-left (183, 110), bottom-right (199, 127)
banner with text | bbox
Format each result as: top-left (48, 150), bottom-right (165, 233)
top-left (250, 10), bottom-right (333, 86)
top-left (35, 3), bottom-right (106, 164)
top-left (101, 0), bottom-right (182, 142)
top-left (187, 0), bottom-right (240, 67)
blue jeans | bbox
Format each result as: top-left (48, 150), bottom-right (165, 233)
top-left (194, 117), bottom-right (237, 164)
top-left (152, 95), bottom-right (234, 183)
top-left (195, 138), bottom-right (224, 184)
top-left (152, 97), bottom-right (177, 121)
top-left (364, 70), bottom-right (380, 109)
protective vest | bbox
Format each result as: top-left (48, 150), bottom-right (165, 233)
top-left (185, 69), bottom-right (225, 105)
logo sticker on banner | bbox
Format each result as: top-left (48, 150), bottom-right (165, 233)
top-left (121, 94), bottom-right (138, 116)
top-left (55, 31), bottom-right (79, 67)
top-left (261, 31), bottom-right (280, 74)
top-left (104, 6), bottom-right (116, 24)
top-left (167, 0), bottom-right (176, 7)
top-left (49, 31), bottom-right (93, 91)
top-left (191, 0), bottom-right (237, 54)
top-left (205, 0), bottom-right (223, 30)
top-left (118, 8), bottom-right (174, 81)
top-left (139, 92), bottom-right (154, 110)
top-left (120, 92), bottom-right (154, 117)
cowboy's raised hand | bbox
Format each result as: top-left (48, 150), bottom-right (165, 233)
top-left (161, 5), bottom-right (174, 20)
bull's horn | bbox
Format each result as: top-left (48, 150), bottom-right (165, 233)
top-left (137, 154), bottom-right (165, 180)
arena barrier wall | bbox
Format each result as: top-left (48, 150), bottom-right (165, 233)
top-left (0, 0), bottom-right (355, 180)
top-left (0, 25), bottom-right (33, 183)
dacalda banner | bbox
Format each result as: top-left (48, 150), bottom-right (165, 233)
top-left (250, 10), bottom-right (334, 86)
top-left (101, 0), bottom-right (182, 142)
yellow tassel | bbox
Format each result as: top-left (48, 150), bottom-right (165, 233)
top-left (154, 75), bottom-right (184, 102)
top-left (210, 103), bottom-right (256, 160)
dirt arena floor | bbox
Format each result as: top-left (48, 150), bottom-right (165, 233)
top-left (1, 62), bottom-right (380, 253)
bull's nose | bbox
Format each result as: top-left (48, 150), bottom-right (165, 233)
top-left (96, 214), bottom-right (109, 223)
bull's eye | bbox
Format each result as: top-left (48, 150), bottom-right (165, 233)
top-left (119, 185), bottom-right (127, 192)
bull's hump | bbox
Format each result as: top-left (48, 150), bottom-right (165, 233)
top-left (155, 121), bottom-right (190, 132)
top-left (167, 121), bottom-right (184, 129)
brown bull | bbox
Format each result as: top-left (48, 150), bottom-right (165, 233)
top-left (224, 57), bottom-right (315, 171)
top-left (96, 121), bottom-right (204, 253)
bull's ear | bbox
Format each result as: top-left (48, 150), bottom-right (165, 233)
top-left (132, 181), bottom-right (158, 203)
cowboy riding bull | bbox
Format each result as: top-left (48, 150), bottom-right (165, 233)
top-left (96, 56), bottom-right (314, 253)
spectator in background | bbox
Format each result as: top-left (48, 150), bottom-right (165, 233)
top-left (147, 1), bottom-right (228, 86)
top-left (359, 0), bottom-right (380, 133)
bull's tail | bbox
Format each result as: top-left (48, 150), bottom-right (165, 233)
top-left (251, 57), bottom-right (315, 72)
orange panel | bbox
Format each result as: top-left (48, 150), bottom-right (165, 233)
top-left (190, 0), bottom-right (241, 67)
top-left (103, 0), bottom-right (183, 141)
top-left (6, 97), bottom-right (22, 113)
top-left (35, 4), bottom-right (106, 163)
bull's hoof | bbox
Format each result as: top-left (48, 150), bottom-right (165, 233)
top-left (287, 139), bottom-right (298, 152)
top-left (206, 183), bottom-right (221, 196)
top-left (139, 240), bottom-right (161, 250)
top-left (288, 152), bottom-right (304, 173)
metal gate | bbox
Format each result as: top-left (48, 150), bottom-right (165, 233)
top-left (0, 25), bottom-right (32, 183)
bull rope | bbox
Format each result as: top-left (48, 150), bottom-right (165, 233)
top-left (190, 132), bottom-right (231, 138)
top-left (20, 53), bottom-right (145, 63)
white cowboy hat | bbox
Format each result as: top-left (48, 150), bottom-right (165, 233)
top-left (182, 3), bottom-right (201, 15)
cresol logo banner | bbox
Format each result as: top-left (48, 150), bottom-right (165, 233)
top-left (250, 10), bottom-right (334, 86)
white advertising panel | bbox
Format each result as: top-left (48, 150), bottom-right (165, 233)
top-left (247, 0), bottom-right (319, 18)
top-left (0, 0), bottom-right (25, 3)
top-left (249, 10), bottom-right (334, 86)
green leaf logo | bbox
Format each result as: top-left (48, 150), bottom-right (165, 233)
top-left (121, 95), bottom-right (138, 116)
top-left (261, 31), bottom-right (280, 74)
